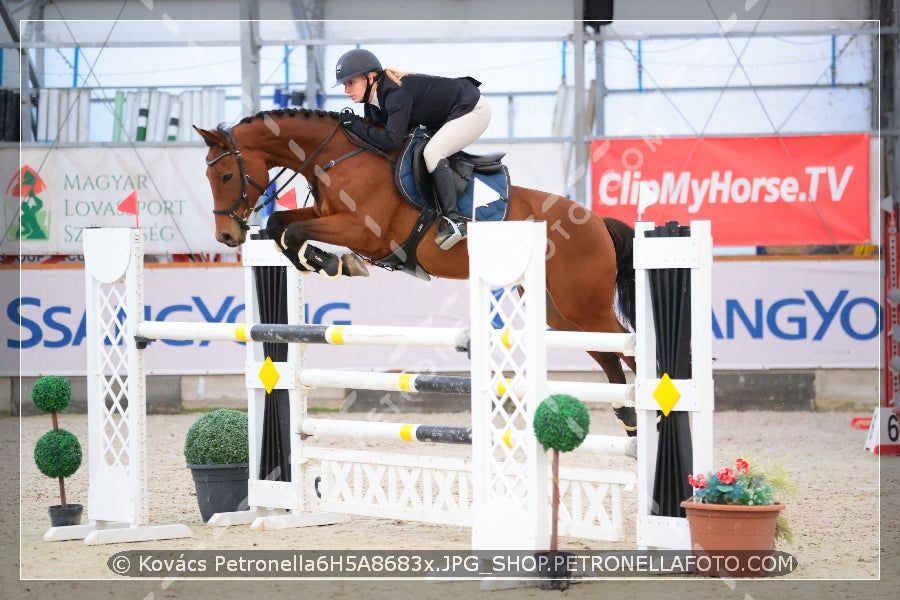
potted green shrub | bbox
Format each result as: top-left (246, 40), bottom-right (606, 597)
top-left (31, 375), bottom-right (83, 527)
top-left (184, 408), bottom-right (250, 522)
top-left (532, 394), bottom-right (591, 591)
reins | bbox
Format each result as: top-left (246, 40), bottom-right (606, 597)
top-left (208, 113), bottom-right (397, 230)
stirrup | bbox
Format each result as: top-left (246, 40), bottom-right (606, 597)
top-left (435, 217), bottom-right (466, 251)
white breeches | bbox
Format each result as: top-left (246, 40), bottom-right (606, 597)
top-left (423, 95), bottom-right (492, 172)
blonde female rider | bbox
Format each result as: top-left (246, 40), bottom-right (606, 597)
top-left (335, 48), bottom-right (491, 250)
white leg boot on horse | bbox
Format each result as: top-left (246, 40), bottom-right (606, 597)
top-left (270, 215), bottom-right (370, 279)
top-left (431, 158), bottom-right (467, 251)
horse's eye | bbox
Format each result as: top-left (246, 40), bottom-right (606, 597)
top-left (222, 173), bottom-right (234, 184)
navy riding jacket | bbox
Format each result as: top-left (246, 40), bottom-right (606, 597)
top-left (345, 73), bottom-right (482, 151)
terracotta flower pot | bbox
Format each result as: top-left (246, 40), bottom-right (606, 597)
top-left (681, 500), bottom-right (785, 577)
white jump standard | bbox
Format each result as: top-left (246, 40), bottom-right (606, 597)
top-left (73, 220), bottom-right (713, 553)
top-left (43, 228), bottom-right (193, 544)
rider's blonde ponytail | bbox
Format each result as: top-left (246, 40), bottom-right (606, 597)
top-left (383, 68), bottom-right (414, 86)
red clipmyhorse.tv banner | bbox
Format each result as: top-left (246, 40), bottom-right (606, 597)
top-left (591, 134), bottom-right (870, 246)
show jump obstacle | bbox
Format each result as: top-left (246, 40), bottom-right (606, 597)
top-left (54, 221), bottom-right (712, 551)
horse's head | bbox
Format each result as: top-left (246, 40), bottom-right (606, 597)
top-left (194, 124), bottom-right (271, 247)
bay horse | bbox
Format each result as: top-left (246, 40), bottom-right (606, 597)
top-left (194, 108), bottom-right (638, 435)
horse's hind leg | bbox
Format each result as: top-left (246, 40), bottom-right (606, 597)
top-left (587, 350), bottom-right (637, 436)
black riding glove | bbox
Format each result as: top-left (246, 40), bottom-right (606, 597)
top-left (339, 108), bottom-right (356, 127)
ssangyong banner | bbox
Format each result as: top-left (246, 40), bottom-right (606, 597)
top-left (711, 258), bottom-right (877, 369)
top-left (4, 257), bottom-right (878, 376)
top-left (591, 134), bottom-right (871, 246)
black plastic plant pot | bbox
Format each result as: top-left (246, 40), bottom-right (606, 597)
top-left (48, 503), bottom-right (83, 527)
top-left (187, 463), bottom-right (250, 522)
top-left (534, 551), bottom-right (574, 591)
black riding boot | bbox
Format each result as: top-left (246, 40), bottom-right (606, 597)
top-left (431, 158), bottom-right (467, 250)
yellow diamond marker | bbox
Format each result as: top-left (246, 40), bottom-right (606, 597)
top-left (653, 373), bottom-right (681, 417)
top-left (258, 356), bottom-right (281, 394)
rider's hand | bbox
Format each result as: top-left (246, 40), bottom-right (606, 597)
top-left (338, 108), bottom-right (356, 127)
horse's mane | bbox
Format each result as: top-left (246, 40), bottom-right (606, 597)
top-left (230, 107), bottom-right (390, 158)
top-left (238, 108), bottom-right (341, 125)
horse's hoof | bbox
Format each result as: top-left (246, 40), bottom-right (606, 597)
top-left (342, 254), bottom-right (370, 277)
top-left (612, 404), bottom-right (638, 437)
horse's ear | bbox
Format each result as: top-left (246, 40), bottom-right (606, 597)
top-left (194, 125), bottom-right (226, 148)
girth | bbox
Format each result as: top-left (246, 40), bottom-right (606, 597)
top-left (364, 207), bottom-right (437, 281)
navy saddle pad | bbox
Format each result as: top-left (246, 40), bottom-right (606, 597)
top-left (394, 126), bottom-right (511, 222)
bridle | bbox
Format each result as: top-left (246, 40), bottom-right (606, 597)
top-left (207, 118), bottom-right (385, 231)
top-left (207, 127), bottom-right (274, 232)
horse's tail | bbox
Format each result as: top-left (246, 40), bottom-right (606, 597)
top-left (603, 217), bottom-right (636, 332)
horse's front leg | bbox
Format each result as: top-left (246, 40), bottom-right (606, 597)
top-left (265, 206), bottom-right (318, 242)
top-left (268, 211), bottom-right (371, 279)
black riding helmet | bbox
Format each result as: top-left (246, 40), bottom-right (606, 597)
top-left (334, 48), bottom-right (382, 86)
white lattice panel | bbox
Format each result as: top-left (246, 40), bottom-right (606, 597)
top-left (303, 447), bottom-right (634, 540)
top-left (307, 447), bottom-right (474, 527)
top-left (557, 467), bottom-right (637, 541)
top-left (96, 281), bottom-right (131, 470)
top-left (485, 285), bottom-right (532, 504)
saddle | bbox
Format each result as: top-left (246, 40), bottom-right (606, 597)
top-left (395, 126), bottom-right (511, 223)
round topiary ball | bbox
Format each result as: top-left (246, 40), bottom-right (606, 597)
top-left (32, 376), bottom-right (72, 413)
top-left (533, 394), bottom-right (590, 453)
top-left (34, 429), bottom-right (82, 478)
top-left (184, 408), bottom-right (249, 465)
